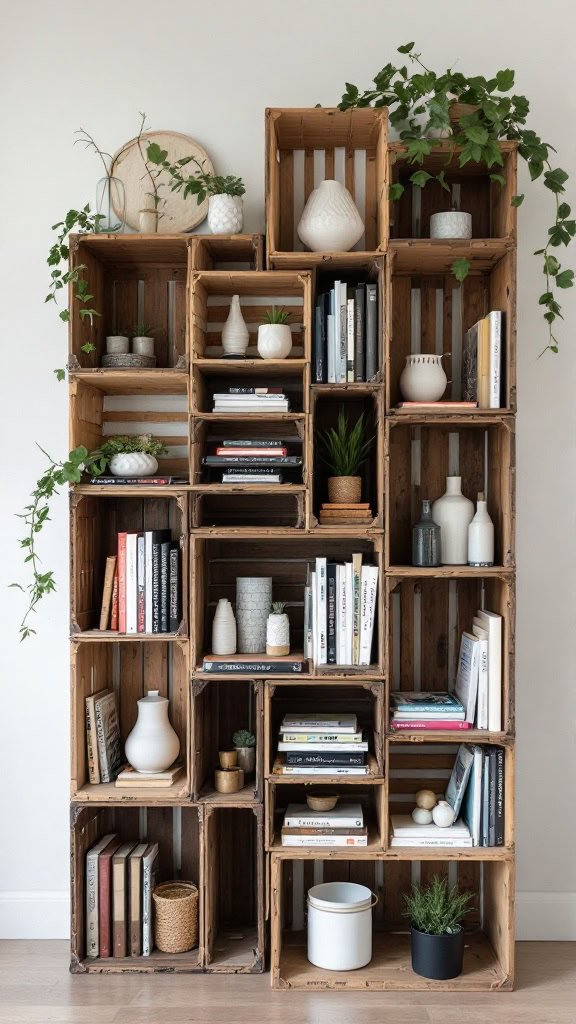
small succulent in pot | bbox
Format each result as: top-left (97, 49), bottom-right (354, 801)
top-left (404, 875), bottom-right (474, 980)
top-left (232, 729), bottom-right (256, 777)
top-left (318, 409), bottom-right (374, 505)
top-left (128, 323), bottom-right (158, 358)
top-left (266, 601), bottom-right (290, 656)
top-left (258, 307), bottom-right (292, 360)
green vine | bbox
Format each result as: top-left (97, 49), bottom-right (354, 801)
top-left (146, 143), bottom-right (245, 203)
top-left (339, 42), bottom-right (574, 353)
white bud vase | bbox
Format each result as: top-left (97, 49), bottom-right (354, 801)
top-left (125, 691), bottom-right (180, 774)
top-left (212, 598), bottom-right (237, 655)
top-left (208, 194), bottom-right (244, 234)
top-left (468, 493), bottom-right (495, 567)
top-left (236, 577), bottom-right (272, 653)
top-left (221, 295), bottom-right (249, 358)
top-left (432, 800), bottom-right (456, 828)
top-left (266, 611), bottom-right (290, 656)
top-left (297, 179), bottom-right (364, 252)
top-left (432, 476), bottom-right (474, 565)
top-left (399, 354), bottom-right (448, 402)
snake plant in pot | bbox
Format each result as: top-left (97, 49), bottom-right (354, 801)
top-left (404, 876), bottom-right (474, 980)
top-left (318, 409), bottom-right (374, 504)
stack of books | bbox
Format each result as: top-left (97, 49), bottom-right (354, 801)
top-left (211, 387), bottom-right (290, 413)
top-left (462, 309), bottom-right (506, 408)
top-left (281, 801), bottom-right (367, 847)
top-left (389, 692), bottom-right (469, 732)
top-left (85, 834), bottom-right (159, 958)
top-left (114, 763), bottom-right (184, 789)
top-left (454, 608), bottom-right (502, 731)
top-left (314, 282), bottom-right (378, 383)
top-left (273, 713), bottom-right (368, 776)
top-left (303, 555), bottom-right (378, 667)
top-left (202, 438), bottom-right (302, 484)
top-left (318, 502), bottom-right (373, 526)
top-left (390, 815), bottom-right (472, 848)
top-left (85, 689), bottom-right (122, 785)
top-left (202, 653), bottom-right (304, 674)
top-left (99, 532), bottom-right (181, 634)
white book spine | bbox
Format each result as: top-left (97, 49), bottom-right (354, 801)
top-left (345, 562), bottom-right (353, 664)
top-left (390, 837), bottom-right (473, 848)
top-left (337, 565), bottom-right (347, 665)
top-left (310, 570), bottom-right (317, 664)
top-left (281, 765), bottom-right (368, 776)
top-left (282, 835), bottom-right (368, 847)
top-left (478, 610), bottom-right (502, 732)
top-left (279, 741), bottom-right (368, 752)
top-left (137, 535), bottom-right (145, 632)
top-left (489, 310), bottom-right (502, 409)
top-left (284, 815), bottom-right (364, 828)
top-left (303, 584), bottom-right (311, 660)
top-left (125, 534), bottom-right (138, 633)
top-left (144, 532), bottom-right (153, 633)
top-left (359, 565), bottom-right (378, 666)
top-left (475, 638), bottom-right (489, 729)
top-left (346, 298), bottom-right (355, 382)
top-left (316, 558), bottom-right (327, 665)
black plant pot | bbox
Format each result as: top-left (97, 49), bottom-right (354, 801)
top-left (410, 925), bottom-right (464, 980)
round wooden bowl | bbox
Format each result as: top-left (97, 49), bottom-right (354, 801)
top-left (215, 767), bottom-right (244, 793)
top-left (306, 792), bottom-right (339, 812)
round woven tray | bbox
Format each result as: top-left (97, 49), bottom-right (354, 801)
top-left (102, 353), bottom-right (156, 368)
top-left (153, 880), bottom-right (199, 953)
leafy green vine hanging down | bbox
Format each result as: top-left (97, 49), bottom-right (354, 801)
top-left (339, 42), bottom-right (574, 353)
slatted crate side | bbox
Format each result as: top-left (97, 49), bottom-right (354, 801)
top-left (192, 493), bottom-right (305, 531)
top-left (190, 234), bottom-right (265, 271)
top-left (68, 242), bottom-right (105, 371)
top-left (101, 391), bottom-right (190, 477)
top-left (266, 108), bottom-right (388, 257)
top-left (483, 857), bottom-right (515, 983)
top-left (190, 417), bottom-right (306, 487)
top-left (192, 678), bottom-right (262, 802)
top-left (380, 857), bottom-right (482, 928)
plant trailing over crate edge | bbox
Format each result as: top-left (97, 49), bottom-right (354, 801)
top-left (338, 41), bottom-right (574, 354)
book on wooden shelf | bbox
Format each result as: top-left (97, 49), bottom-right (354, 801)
top-left (89, 476), bottom-right (187, 485)
top-left (98, 837), bottom-right (121, 958)
top-left (129, 844), bottom-right (148, 957)
top-left (278, 739), bottom-right (368, 753)
top-left (462, 310), bottom-right (505, 408)
top-left (215, 446), bottom-right (288, 455)
top-left (390, 720), bottom-right (472, 731)
top-left (203, 455), bottom-right (302, 466)
top-left (281, 833), bottom-right (368, 847)
top-left (221, 472), bottom-right (283, 484)
top-left (284, 751), bottom-right (366, 766)
top-left (390, 691), bottom-right (468, 730)
top-left (282, 826), bottom-right (368, 836)
top-left (305, 555), bottom-right (378, 668)
top-left (225, 387), bottom-right (284, 395)
top-left (449, 607), bottom-right (502, 731)
top-left (108, 529), bottom-right (179, 636)
top-left (99, 556), bottom-right (117, 630)
top-left (112, 843), bottom-right (134, 958)
top-left (284, 802), bottom-right (364, 829)
top-left (221, 438), bottom-right (285, 446)
top-left (212, 391), bottom-right (289, 413)
top-left (202, 654), bottom-right (304, 674)
top-left (280, 730), bottom-right (364, 743)
top-left (93, 691), bottom-right (122, 784)
top-left (85, 833), bottom-right (117, 958)
top-left (274, 760), bottom-right (369, 776)
top-left (445, 743), bottom-right (475, 817)
top-left (280, 714), bottom-right (358, 732)
top-left (390, 815), bottom-right (472, 848)
top-left (142, 843), bottom-right (158, 957)
top-left (454, 633), bottom-right (481, 723)
top-left (85, 687), bottom-right (111, 785)
top-left (460, 744), bottom-right (506, 846)
top-left (115, 763), bottom-right (184, 788)
top-left (314, 282), bottom-right (379, 383)
top-left (395, 401), bottom-right (477, 411)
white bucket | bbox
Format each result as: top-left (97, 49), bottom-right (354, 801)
top-left (307, 882), bottom-right (377, 971)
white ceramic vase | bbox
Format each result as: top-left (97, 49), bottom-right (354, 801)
top-left (399, 354), bottom-right (448, 402)
top-left (236, 576), bottom-right (272, 653)
top-left (432, 800), bottom-right (456, 828)
top-left (222, 295), bottom-right (249, 357)
top-left (297, 179), bottom-right (364, 252)
top-left (106, 335), bottom-right (129, 354)
top-left (211, 598), bottom-right (237, 655)
top-left (109, 453), bottom-right (158, 477)
top-left (132, 336), bottom-right (155, 357)
top-left (430, 211), bottom-right (472, 239)
top-left (138, 209), bottom-right (158, 233)
top-left (266, 612), bottom-right (290, 656)
top-left (432, 476), bottom-right (474, 565)
top-left (208, 194), bottom-right (244, 234)
top-left (468, 494), bottom-right (495, 567)
top-left (257, 324), bottom-right (292, 360)
top-left (125, 690), bottom-right (180, 774)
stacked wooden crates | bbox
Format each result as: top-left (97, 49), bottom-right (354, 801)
top-left (69, 107), bottom-right (516, 989)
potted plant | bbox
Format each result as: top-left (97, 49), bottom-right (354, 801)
top-left (129, 323), bottom-right (157, 358)
top-left (101, 434), bottom-right (167, 477)
top-left (318, 409), bottom-right (374, 505)
top-left (404, 875), bottom-right (474, 980)
top-left (146, 143), bottom-right (245, 235)
top-left (266, 601), bottom-right (290, 655)
top-left (232, 729), bottom-right (256, 777)
top-left (257, 307), bottom-right (292, 360)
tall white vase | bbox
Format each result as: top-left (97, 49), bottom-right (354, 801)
top-left (212, 598), bottom-right (237, 655)
top-left (236, 577), bottom-right (272, 653)
top-left (221, 295), bottom-right (249, 357)
top-left (266, 611), bottom-right (290, 656)
top-left (468, 493), bottom-right (495, 566)
top-left (432, 476), bottom-right (474, 565)
top-left (125, 691), bottom-right (180, 774)
top-left (297, 179), bottom-right (364, 252)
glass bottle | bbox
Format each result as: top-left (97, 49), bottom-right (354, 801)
top-left (95, 175), bottom-right (126, 233)
top-left (412, 499), bottom-right (441, 567)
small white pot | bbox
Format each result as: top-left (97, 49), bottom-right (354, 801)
top-left (132, 336), bottom-right (155, 357)
top-left (109, 453), bottom-right (159, 477)
top-left (266, 612), bottom-right (290, 656)
top-left (125, 690), bottom-right (180, 774)
top-left (106, 335), bottom-right (129, 354)
top-left (400, 354), bottom-right (448, 402)
top-left (257, 324), bottom-right (292, 360)
top-left (208, 194), bottom-right (244, 234)
top-left (430, 211), bottom-right (472, 239)
top-left (138, 209), bottom-right (159, 233)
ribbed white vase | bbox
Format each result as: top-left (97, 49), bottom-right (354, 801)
top-left (208, 194), bottom-right (244, 234)
top-left (432, 476), bottom-right (474, 565)
top-left (109, 453), bottom-right (158, 477)
top-left (236, 577), bottom-right (272, 653)
top-left (297, 179), bottom-right (364, 252)
top-left (221, 295), bottom-right (249, 357)
top-left (211, 598), bottom-right (237, 655)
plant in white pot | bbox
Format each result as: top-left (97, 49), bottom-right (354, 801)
top-left (129, 322), bottom-right (157, 358)
top-left (266, 601), bottom-right (290, 655)
top-left (318, 409), bottom-right (374, 505)
top-left (101, 434), bottom-right (167, 477)
top-left (257, 307), bottom-right (292, 360)
top-left (232, 729), bottom-right (256, 777)
top-left (146, 144), bottom-right (245, 234)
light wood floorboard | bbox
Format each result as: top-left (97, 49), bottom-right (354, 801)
top-left (0, 942), bottom-right (573, 1023)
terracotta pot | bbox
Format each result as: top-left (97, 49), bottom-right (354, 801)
top-left (328, 476), bottom-right (362, 504)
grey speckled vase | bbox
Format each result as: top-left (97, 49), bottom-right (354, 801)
top-left (412, 500), bottom-right (441, 567)
top-left (236, 577), bottom-right (272, 653)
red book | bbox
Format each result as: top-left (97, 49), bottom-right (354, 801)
top-left (110, 570), bottom-right (119, 631)
top-left (215, 447), bottom-right (288, 456)
top-left (390, 720), bottom-right (471, 731)
top-left (98, 836), bottom-right (121, 958)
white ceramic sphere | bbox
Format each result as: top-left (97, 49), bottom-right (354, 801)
top-left (432, 800), bottom-right (456, 828)
top-left (415, 789), bottom-right (437, 810)
top-left (412, 807), bottom-right (433, 825)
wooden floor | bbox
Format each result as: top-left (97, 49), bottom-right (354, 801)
top-left (0, 941), bottom-right (574, 1023)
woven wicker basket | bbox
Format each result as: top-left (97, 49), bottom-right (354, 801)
top-left (153, 881), bottom-right (199, 953)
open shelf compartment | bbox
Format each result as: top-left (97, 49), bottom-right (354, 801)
top-left (266, 781), bottom-right (385, 853)
top-left (192, 677), bottom-right (263, 803)
top-left (190, 234), bottom-right (264, 271)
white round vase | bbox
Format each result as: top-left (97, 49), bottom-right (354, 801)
top-left (222, 295), bottom-right (249, 357)
top-left (125, 690), bottom-right (180, 774)
top-left (412, 807), bottom-right (433, 825)
top-left (208, 194), bottom-right (244, 234)
top-left (132, 336), bottom-right (155, 357)
top-left (257, 324), bottom-right (292, 360)
top-left (430, 211), bottom-right (472, 239)
top-left (109, 453), bottom-right (158, 477)
top-left (432, 476), bottom-right (474, 565)
top-left (106, 335), bottom-right (129, 354)
top-left (266, 612), bottom-right (290, 656)
top-left (399, 354), bottom-right (448, 402)
top-left (212, 598), bottom-right (237, 655)
top-left (432, 800), bottom-right (456, 828)
top-left (297, 179), bottom-right (364, 252)
top-left (236, 576), bottom-right (272, 653)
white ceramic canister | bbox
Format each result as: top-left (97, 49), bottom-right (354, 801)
top-left (307, 881), bottom-right (377, 971)
top-left (430, 211), bottom-right (472, 239)
top-left (125, 690), bottom-right (180, 774)
top-left (468, 494), bottom-right (495, 567)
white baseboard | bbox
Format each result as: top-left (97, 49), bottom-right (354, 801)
top-left (516, 892), bottom-right (576, 940)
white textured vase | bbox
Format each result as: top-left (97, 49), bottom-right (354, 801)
top-left (468, 495), bottom-right (494, 567)
top-left (109, 453), bottom-right (158, 477)
top-left (212, 598), bottom-right (237, 655)
top-left (399, 354), bottom-right (448, 402)
top-left (257, 324), bottom-right (292, 360)
top-left (432, 476), bottom-right (474, 565)
top-left (297, 179), bottom-right (364, 252)
top-left (132, 336), bottom-right (155, 357)
top-left (106, 335), bottom-right (129, 354)
top-left (208, 194), bottom-right (244, 234)
top-left (236, 576), bottom-right (272, 654)
top-left (266, 612), bottom-right (290, 656)
top-left (125, 690), bottom-right (180, 774)
top-left (430, 211), bottom-right (472, 239)
top-left (222, 295), bottom-right (249, 357)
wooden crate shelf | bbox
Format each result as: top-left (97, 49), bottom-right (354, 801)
top-left (189, 234), bottom-right (264, 271)
top-left (192, 677), bottom-right (263, 802)
top-left (266, 781), bottom-right (385, 854)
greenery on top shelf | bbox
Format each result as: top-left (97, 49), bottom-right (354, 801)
top-left (318, 409), bottom-right (374, 478)
top-left (404, 876), bottom-right (474, 936)
top-left (146, 143), bottom-right (245, 203)
top-left (271, 601), bottom-right (286, 614)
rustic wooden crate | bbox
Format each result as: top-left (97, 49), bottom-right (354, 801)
top-left (266, 108), bottom-right (388, 266)
top-left (70, 638), bottom-right (190, 801)
top-left (266, 780), bottom-right (385, 854)
top-left (68, 234), bottom-right (190, 370)
top-left (70, 492), bottom-right (188, 635)
top-left (192, 677), bottom-right (264, 803)
top-left (70, 802), bottom-right (203, 973)
top-left (203, 805), bottom-right (265, 972)
top-left (190, 234), bottom-right (264, 271)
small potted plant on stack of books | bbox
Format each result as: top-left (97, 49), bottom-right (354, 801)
top-left (318, 409), bottom-right (374, 525)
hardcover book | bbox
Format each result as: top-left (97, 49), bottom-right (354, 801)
top-left (129, 843), bottom-right (148, 956)
top-left (98, 836), bottom-right (121, 958)
top-left (86, 833), bottom-right (116, 958)
top-left (94, 691), bottom-right (122, 784)
top-left (141, 843), bottom-right (159, 956)
top-left (112, 842), bottom-right (135, 958)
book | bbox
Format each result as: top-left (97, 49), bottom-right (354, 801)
top-left (303, 575), bottom-right (312, 660)
top-left (326, 562), bottom-right (337, 664)
top-left (345, 561), bottom-right (353, 664)
top-left (391, 815), bottom-right (470, 838)
top-left (346, 295), bottom-right (355, 382)
top-left (494, 746), bottom-right (505, 845)
top-left (338, 281), bottom-right (347, 382)
top-left (315, 557), bottom-right (327, 665)
top-left (222, 387), bottom-right (283, 395)
top-left (125, 533), bottom-right (138, 634)
top-left (141, 843), bottom-right (159, 956)
top-left (462, 321), bottom-right (479, 403)
top-left (110, 569), bottom-right (119, 631)
top-left (395, 401), bottom-right (477, 411)
top-left (391, 710), bottom-right (465, 720)
top-left (278, 739), bottom-right (368, 752)
top-left (478, 316), bottom-right (490, 407)
top-left (203, 456), bottom-right (302, 466)
top-left (445, 743), bottom-right (475, 817)
top-left (217, 466), bottom-right (283, 474)
top-left (282, 826), bottom-right (367, 836)
top-left (477, 608), bottom-right (502, 732)
top-left (273, 758), bottom-right (368, 776)
top-left (89, 476), bottom-right (183, 485)
top-left (221, 474), bottom-right (282, 483)
top-left (85, 687), bottom-right (110, 784)
top-left (327, 310), bottom-right (336, 383)
top-left (285, 751), bottom-right (366, 766)
top-left (128, 843), bottom-right (147, 956)
top-left (215, 447), bottom-right (288, 456)
top-left (94, 691), bottom-right (122, 784)
top-left (390, 692), bottom-right (465, 715)
top-left (352, 553), bottom-right (362, 664)
top-left (99, 556), bottom-right (117, 630)
top-left (354, 284), bottom-right (365, 381)
top-left (280, 714), bottom-right (358, 733)
top-left (481, 748), bottom-right (490, 846)
top-left (337, 564), bottom-right (347, 665)
top-left (169, 545), bottom-right (180, 633)
top-left (160, 541), bottom-right (171, 632)
top-left (202, 655), bottom-right (303, 674)
top-left (152, 542), bottom-right (161, 633)
top-left (473, 627), bottom-right (489, 730)
top-left (98, 836), bottom-right (121, 958)
top-left (213, 402), bottom-right (288, 412)
top-left (365, 283), bottom-right (378, 380)
top-left (280, 732), bottom-right (364, 743)
top-left (115, 763), bottom-right (184, 787)
top-left (86, 833), bottom-right (116, 957)
top-left (462, 745), bottom-right (484, 845)
top-left (390, 720), bottom-right (471, 731)
top-left (389, 836), bottom-right (473, 848)
top-left (117, 532), bottom-right (129, 633)
top-left (281, 834), bottom-right (367, 847)
top-left (489, 311), bottom-right (505, 407)
top-left (137, 536), bottom-right (145, 633)
top-left (221, 439), bottom-right (285, 447)
top-left (213, 392), bottom-right (287, 400)
top-left (113, 843), bottom-right (134, 958)
top-left (284, 802), bottom-right (364, 828)
top-left (454, 632), bottom-right (481, 723)
top-left (359, 564), bottom-right (378, 666)
top-left (314, 295), bottom-right (327, 383)
top-left (145, 530), bottom-right (170, 634)
top-left (488, 748), bottom-right (497, 846)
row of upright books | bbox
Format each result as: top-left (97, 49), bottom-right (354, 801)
top-left (304, 556), bottom-right (378, 667)
top-left (314, 281), bottom-right (378, 383)
top-left (281, 801), bottom-right (367, 847)
top-left (86, 833), bottom-right (159, 958)
top-left (99, 532), bottom-right (181, 634)
top-left (211, 387), bottom-right (290, 413)
top-left (273, 713), bottom-right (368, 777)
top-left (202, 434), bottom-right (302, 484)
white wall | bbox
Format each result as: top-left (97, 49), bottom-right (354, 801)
top-left (1, 0), bottom-right (575, 940)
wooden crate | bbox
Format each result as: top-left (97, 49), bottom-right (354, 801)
top-left (192, 677), bottom-right (264, 803)
top-left (70, 802), bottom-right (203, 972)
top-left (266, 108), bottom-right (388, 266)
top-left (71, 638), bottom-right (190, 801)
top-left (203, 805), bottom-right (265, 972)
top-left (266, 780), bottom-right (385, 855)
top-left (190, 234), bottom-right (264, 271)
top-left (70, 492), bottom-right (188, 636)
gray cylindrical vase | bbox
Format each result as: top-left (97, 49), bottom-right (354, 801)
top-left (236, 577), bottom-right (272, 653)
top-left (412, 499), bottom-right (441, 567)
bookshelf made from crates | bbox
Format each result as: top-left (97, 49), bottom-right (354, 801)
top-left (68, 107), bottom-right (516, 989)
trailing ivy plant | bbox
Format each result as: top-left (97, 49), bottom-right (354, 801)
top-left (338, 42), bottom-right (574, 353)
top-left (146, 143), bottom-right (245, 203)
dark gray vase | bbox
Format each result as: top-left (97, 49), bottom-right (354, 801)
top-left (412, 499), bottom-right (441, 567)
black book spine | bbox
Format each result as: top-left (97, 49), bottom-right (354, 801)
top-left (285, 752), bottom-right (366, 766)
top-left (314, 297), bottom-right (327, 383)
top-left (203, 660), bottom-right (303, 674)
top-left (160, 542), bottom-right (170, 632)
top-left (494, 746), bottom-right (505, 846)
top-left (169, 545), bottom-right (180, 633)
top-left (488, 748), bottom-right (497, 846)
top-left (222, 439), bottom-right (284, 447)
top-left (365, 283), bottom-right (378, 380)
top-left (152, 543), bottom-right (161, 633)
top-left (204, 456), bottom-right (302, 465)
top-left (354, 284), bottom-right (365, 381)
top-left (327, 563), bottom-right (337, 664)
